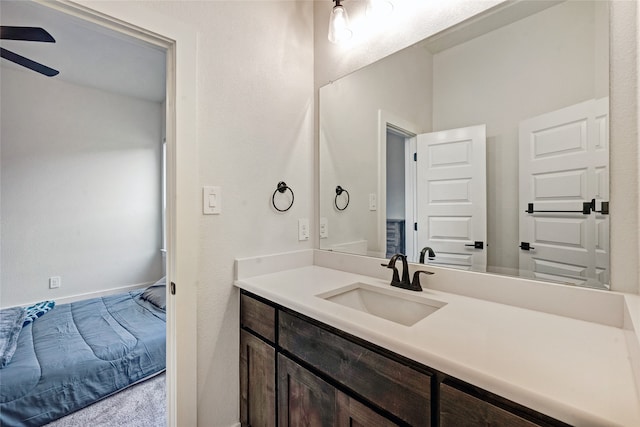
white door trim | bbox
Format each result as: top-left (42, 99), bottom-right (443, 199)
top-left (36, 1), bottom-right (199, 425)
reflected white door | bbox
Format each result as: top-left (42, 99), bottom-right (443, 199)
top-left (518, 98), bottom-right (609, 288)
top-left (416, 125), bottom-right (487, 271)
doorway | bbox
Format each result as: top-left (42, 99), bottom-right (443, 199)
top-left (0, 1), bottom-right (198, 424)
top-left (385, 125), bottom-right (416, 260)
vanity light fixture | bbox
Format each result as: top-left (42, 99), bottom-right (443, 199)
top-left (366, 0), bottom-right (393, 18)
top-left (328, 0), bottom-right (352, 44)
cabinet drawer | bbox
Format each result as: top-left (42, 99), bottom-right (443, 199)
top-left (279, 311), bottom-right (431, 426)
top-left (240, 292), bottom-right (276, 343)
top-left (440, 383), bottom-right (541, 427)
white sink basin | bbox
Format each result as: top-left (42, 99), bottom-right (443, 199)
top-left (318, 283), bottom-right (446, 326)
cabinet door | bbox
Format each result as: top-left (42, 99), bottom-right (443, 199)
top-left (240, 330), bottom-right (276, 427)
top-left (336, 390), bottom-right (399, 427)
top-left (278, 355), bottom-right (336, 427)
top-left (440, 383), bottom-right (540, 427)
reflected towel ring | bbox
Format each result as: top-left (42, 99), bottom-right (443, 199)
top-left (272, 181), bottom-right (294, 212)
top-left (334, 185), bottom-right (350, 211)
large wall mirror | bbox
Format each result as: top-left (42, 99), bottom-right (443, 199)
top-left (319, 0), bottom-right (610, 290)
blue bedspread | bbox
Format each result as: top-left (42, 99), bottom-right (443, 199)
top-left (0, 290), bottom-right (166, 426)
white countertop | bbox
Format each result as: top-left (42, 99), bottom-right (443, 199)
top-left (236, 262), bottom-right (640, 427)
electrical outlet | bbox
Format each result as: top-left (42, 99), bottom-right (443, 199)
top-left (49, 276), bottom-right (61, 289)
top-left (298, 218), bottom-right (310, 241)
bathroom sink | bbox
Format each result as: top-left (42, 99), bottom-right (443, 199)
top-left (318, 283), bottom-right (446, 326)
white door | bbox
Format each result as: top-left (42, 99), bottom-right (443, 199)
top-left (519, 98), bottom-right (608, 288)
top-left (416, 125), bottom-right (487, 271)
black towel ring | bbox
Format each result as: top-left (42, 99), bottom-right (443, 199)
top-left (272, 181), bottom-right (294, 212)
top-left (334, 185), bottom-right (350, 211)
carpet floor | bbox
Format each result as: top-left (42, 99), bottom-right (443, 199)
top-left (44, 373), bottom-right (166, 427)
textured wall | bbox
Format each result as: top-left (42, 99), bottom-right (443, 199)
top-left (117, 2), bottom-right (314, 425)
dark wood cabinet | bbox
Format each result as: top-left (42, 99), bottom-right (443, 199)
top-left (440, 383), bottom-right (540, 427)
top-left (239, 290), bottom-right (568, 427)
top-left (279, 310), bottom-right (431, 426)
top-left (278, 355), bottom-right (337, 426)
top-left (278, 354), bottom-right (400, 427)
top-left (336, 390), bottom-right (400, 427)
top-left (241, 293), bottom-right (276, 343)
top-left (240, 330), bottom-right (276, 427)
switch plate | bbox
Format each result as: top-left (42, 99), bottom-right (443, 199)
top-left (203, 186), bottom-right (221, 214)
top-left (298, 218), bottom-right (310, 241)
top-left (49, 276), bottom-right (61, 289)
top-left (319, 217), bottom-right (329, 239)
top-left (369, 193), bottom-right (377, 211)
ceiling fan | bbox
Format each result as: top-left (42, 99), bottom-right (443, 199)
top-left (0, 26), bottom-right (59, 77)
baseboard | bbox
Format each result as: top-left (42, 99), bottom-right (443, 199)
top-left (53, 281), bottom-right (154, 305)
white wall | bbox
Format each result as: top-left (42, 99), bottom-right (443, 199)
top-left (0, 66), bottom-right (164, 308)
top-left (432, 0), bottom-right (609, 275)
top-left (76, 2), bottom-right (315, 426)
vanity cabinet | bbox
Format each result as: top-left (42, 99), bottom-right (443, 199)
top-left (278, 354), bottom-right (399, 427)
top-left (439, 383), bottom-right (539, 427)
top-left (240, 330), bottom-right (276, 427)
top-left (240, 294), bottom-right (277, 427)
top-left (279, 310), bottom-right (431, 426)
top-left (240, 290), bottom-right (568, 427)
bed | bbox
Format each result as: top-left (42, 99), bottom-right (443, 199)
top-left (0, 286), bottom-right (166, 427)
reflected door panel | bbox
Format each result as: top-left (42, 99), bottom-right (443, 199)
top-left (519, 98), bottom-right (609, 288)
top-left (416, 125), bottom-right (487, 271)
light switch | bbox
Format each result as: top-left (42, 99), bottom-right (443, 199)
top-left (298, 218), bottom-right (310, 241)
top-left (319, 217), bottom-right (329, 239)
top-left (203, 186), bottom-right (221, 214)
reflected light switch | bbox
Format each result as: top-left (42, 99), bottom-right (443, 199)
top-left (369, 193), bottom-right (377, 211)
top-left (319, 217), bottom-right (328, 239)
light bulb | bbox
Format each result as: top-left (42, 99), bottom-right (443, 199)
top-left (328, 4), bottom-right (352, 44)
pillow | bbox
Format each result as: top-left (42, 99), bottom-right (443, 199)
top-left (0, 307), bottom-right (27, 368)
top-left (23, 300), bottom-right (55, 327)
top-left (141, 277), bottom-right (166, 310)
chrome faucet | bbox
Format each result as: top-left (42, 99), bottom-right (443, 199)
top-left (381, 254), bottom-right (433, 292)
top-left (419, 247), bottom-right (436, 264)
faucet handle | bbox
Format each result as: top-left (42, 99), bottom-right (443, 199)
top-left (411, 270), bottom-right (434, 290)
top-left (381, 262), bottom-right (400, 284)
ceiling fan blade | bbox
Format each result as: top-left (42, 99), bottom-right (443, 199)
top-left (0, 47), bottom-right (59, 77)
top-left (0, 26), bottom-right (56, 43)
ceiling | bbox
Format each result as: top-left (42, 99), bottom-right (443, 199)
top-left (0, 0), bottom-right (166, 103)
